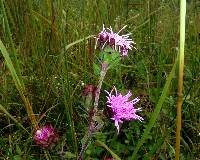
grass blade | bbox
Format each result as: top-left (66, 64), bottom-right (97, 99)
top-left (95, 140), bottom-right (121, 160)
top-left (0, 0), bottom-right (23, 83)
top-left (131, 57), bottom-right (178, 159)
top-left (0, 104), bottom-right (30, 134)
top-left (0, 39), bottom-right (38, 129)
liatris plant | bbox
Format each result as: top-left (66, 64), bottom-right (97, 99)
top-left (34, 124), bottom-right (59, 148)
top-left (105, 86), bottom-right (143, 134)
top-left (78, 25), bottom-right (143, 160)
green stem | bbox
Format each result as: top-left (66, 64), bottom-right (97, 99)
top-left (175, 0), bottom-right (186, 159)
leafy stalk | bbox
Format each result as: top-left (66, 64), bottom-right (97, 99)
top-left (77, 62), bottom-right (108, 160)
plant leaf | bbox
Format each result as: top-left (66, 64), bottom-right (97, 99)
top-left (95, 140), bottom-right (121, 160)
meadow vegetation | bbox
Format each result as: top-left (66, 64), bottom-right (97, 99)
top-left (0, 0), bottom-right (199, 159)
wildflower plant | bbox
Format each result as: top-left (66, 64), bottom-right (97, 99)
top-left (78, 25), bottom-right (143, 160)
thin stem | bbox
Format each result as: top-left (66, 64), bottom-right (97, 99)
top-left (21, 92), bottom-right (38, 129)
top-left (175, 0), bottom-right (186, 159)
top-left (77, 129), bottom-right (93, 160)
top-left (77, 62), bottom-right (108, 160)
top-left (93, 62), bottom-right (108, 112)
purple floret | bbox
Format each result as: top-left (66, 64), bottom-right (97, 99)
top-left (105, 86), bottom-right (143, 133)
top-left (96, 25), bottom-right (136, 56)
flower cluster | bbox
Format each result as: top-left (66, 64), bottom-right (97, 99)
top-left (96, 25), bottom-right (136, 56)
top-left (34, 125), bottom-right (59, 148)
top-left (105, 86), bottom-right (143, 133)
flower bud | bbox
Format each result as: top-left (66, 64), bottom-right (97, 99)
top-left (82, 84), bottom-right (97, 97)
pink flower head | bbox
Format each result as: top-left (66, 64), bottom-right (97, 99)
top-left (95, 25), bottom-right (136, 56)
top-left (105, 86), bottom-right (143, 133)
top-left (34, 124), bottom-right (59, 148)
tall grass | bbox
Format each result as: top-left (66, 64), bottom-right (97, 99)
top-left (0, 39), bottom-right (38, 129)
top-left (131, 57), bottom-right (178, 159)
top-left (175, 0), bottom-right (186, 159)
top-left (0, 0), bottom-right (199, 159)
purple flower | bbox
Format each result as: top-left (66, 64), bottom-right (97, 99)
top-left (97, 25), bottom-right (109, 43)
top-left (105, 86), bottom-right (143, 133)
top-left (34, 125), bottom-right (59, 148)
top-left (95, 25), bottom-right (136, 56)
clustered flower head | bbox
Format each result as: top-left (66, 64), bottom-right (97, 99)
top-left (96, 24), bottom-right (136, 56)
top-left (105, 86), bottom-right (143, 133)
top-left (34, 124), bottom-right (59, 148)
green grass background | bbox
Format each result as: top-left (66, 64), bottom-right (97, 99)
top-left (0, 0), bottom-right (199, 159)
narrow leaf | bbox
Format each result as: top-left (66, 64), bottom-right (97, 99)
top-left (0, 104), bottom-right (29, 134)
top-left (131, 58), bottom-right (178, 159)
top-left (95, 140), bottom-right (121, 160)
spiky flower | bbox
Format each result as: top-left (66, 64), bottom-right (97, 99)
top-left (34, 124), bottom-right (59, 148)
top-left (105, 86), bottom-right (143, 133)
top-left (96, 24), bottom-right (136, 56)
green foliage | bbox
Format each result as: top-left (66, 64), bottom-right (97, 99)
top-left (93, 63), bottom-right (101, 76)
top-left (0, 0), bottom-right (199, 159)
top-left (95, 140), bottom-right (121, 160)
top-left (65, 151), bottom-right (76, 159)
top-left (93, 48), bottom-right (120, 76)
top-left (102, 49), bottom-right (121, 69)
top-left (131, 58), bottom-right (178, 159)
